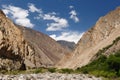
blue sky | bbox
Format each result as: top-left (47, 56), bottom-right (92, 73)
top-left (0, 0), bottom-right (120, 43)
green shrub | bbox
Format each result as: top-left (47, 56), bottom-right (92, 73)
top-left (60, 68), bottom-right (74, 74)
top-left (107, 54), bottom-right (120, 74)
top-left (48, 68), bottom-right (56, 73)
top-left (118, 70), bottom-right (120, 76)
top-left (33, 68), bottom-right (43, 74)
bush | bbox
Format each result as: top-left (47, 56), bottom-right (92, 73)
top-left (118, 70), bottom-right (120, 76)
top-left (60, 68), bottom-right (74, 74)
top-left (107, 54), bottom-right (120, 74)
top-left (33, 68), bottom-right (43, 74)
top-left (48, 68), bottom-right (56, 73)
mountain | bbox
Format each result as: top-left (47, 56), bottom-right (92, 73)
top-left (1, 6), bottom-right (120, 71)
top-left (57, 6), bottom-right (120, 69)
top-left (0, 10), bottom-right (70, 70)
top-left (57, 40), bottom-right (75, 51)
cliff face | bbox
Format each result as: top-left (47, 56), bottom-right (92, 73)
top-left (104, 37), bottom-right (120, 56)
top-left (0, 10), bottom-right (69, 70)
top-left (57, 7), bottom-right (120, 69)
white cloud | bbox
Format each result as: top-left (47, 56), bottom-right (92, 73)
top-left (34, 12), bottom-right (69, 31)
top-left (43, 14), bottom-right (69, 31)
top-left (50, 31), bottom-right (84, 43)
top-left (15, 18), bottom-right (33, 27)
top-left (69, 6), bottom-right (79, 23)
top-left (28, 3), bottom-right (42, 13)
top-left (27, 3), bottom-right (69, 31)
top-left (47, 12), bottom-right (57, 15)
top-left (29, 3), bottom-right (69, 31)
top-left (69, 10), bottom-right (79, 23)
top-left (69, 5), bottom-right (74, 9)
top-left (2, 5), bottom-right (34, 28)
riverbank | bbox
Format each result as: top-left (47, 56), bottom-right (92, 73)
top-left (0, 73), bottom-right (101, 80)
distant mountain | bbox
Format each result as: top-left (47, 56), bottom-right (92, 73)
top-left (57, 40), bottom-right (75, 51)
top-left (57, 6), bottom-right (120, 69)
top-left (0, 10), bottom-right (70, 70)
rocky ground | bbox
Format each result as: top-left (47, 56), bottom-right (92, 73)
top-left (0, 73), bottom-right (101, 80)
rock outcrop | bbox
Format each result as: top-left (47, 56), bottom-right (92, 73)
top-left (103, 37), bottom-right (120, 56)
top-left (0, 10), bottom-right (69, 70)
top-left (57, 7), bottom-right (120, 69)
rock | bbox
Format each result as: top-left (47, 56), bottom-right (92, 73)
top-left (0, 73), bottom-right (101, 80)
top-left (104, 37), bottom-right (120, 56)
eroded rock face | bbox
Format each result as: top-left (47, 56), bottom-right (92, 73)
top-left (0, 11), bottom-right (25, 70)
top-left (104, 37), bottom-right (120, 56)
top-left (57, 7), bottom-right (120, 69)
top-left (0, 10), bottom-right (69, 70)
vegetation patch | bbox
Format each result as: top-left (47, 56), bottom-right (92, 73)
top-left (77, 51), bottom-right (120, 79)
top-left (58, 68), bottom-right (74, 74)
top-left (48, 68), bottom-right (56, 73)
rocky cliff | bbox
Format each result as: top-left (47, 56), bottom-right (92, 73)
top-left (57, 7), bottom-right (120, 69)
top-left (100, 36), bottom-right (120, 56)
top-left (0, 10), bottom-right (69, 70)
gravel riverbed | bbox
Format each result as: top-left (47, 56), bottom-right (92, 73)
top-left (0, 73), bottom-right (102, 80)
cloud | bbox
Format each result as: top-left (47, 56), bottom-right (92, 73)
top-left (69, 6), bottom-right (79, 23)
top-left (28, 3), bottom-right (42, 13)
top-left (47, 12), bottom-right (57, 15)
top-left (69, 5), bottom-right (74, 9)
top-left (28, 3), bottom-right (69, 31)
top-left (43, 14), bottom-right (69, 31)
top-left (50, 31), bottom-right (84, 43)
top-left (2, 5), bottom-right (34, 28)
top-left (69, 10), bottom-right (79, 23)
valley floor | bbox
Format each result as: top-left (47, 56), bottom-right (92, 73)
top-left (0, 73), bottom-right (101, 80)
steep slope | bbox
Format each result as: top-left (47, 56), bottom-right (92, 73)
top-left (100, 36), bottom-right (120, 56)
top-left (17, 26), bottom-right (70, 68)
top-left (57, 40), bottom-right (75, 51)
top-left (104, 37), bottom-right (120, 56)
top-left (0, 10), bottom-right (69, 70)
top-left (57, 7), bottom-right (120, 69)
